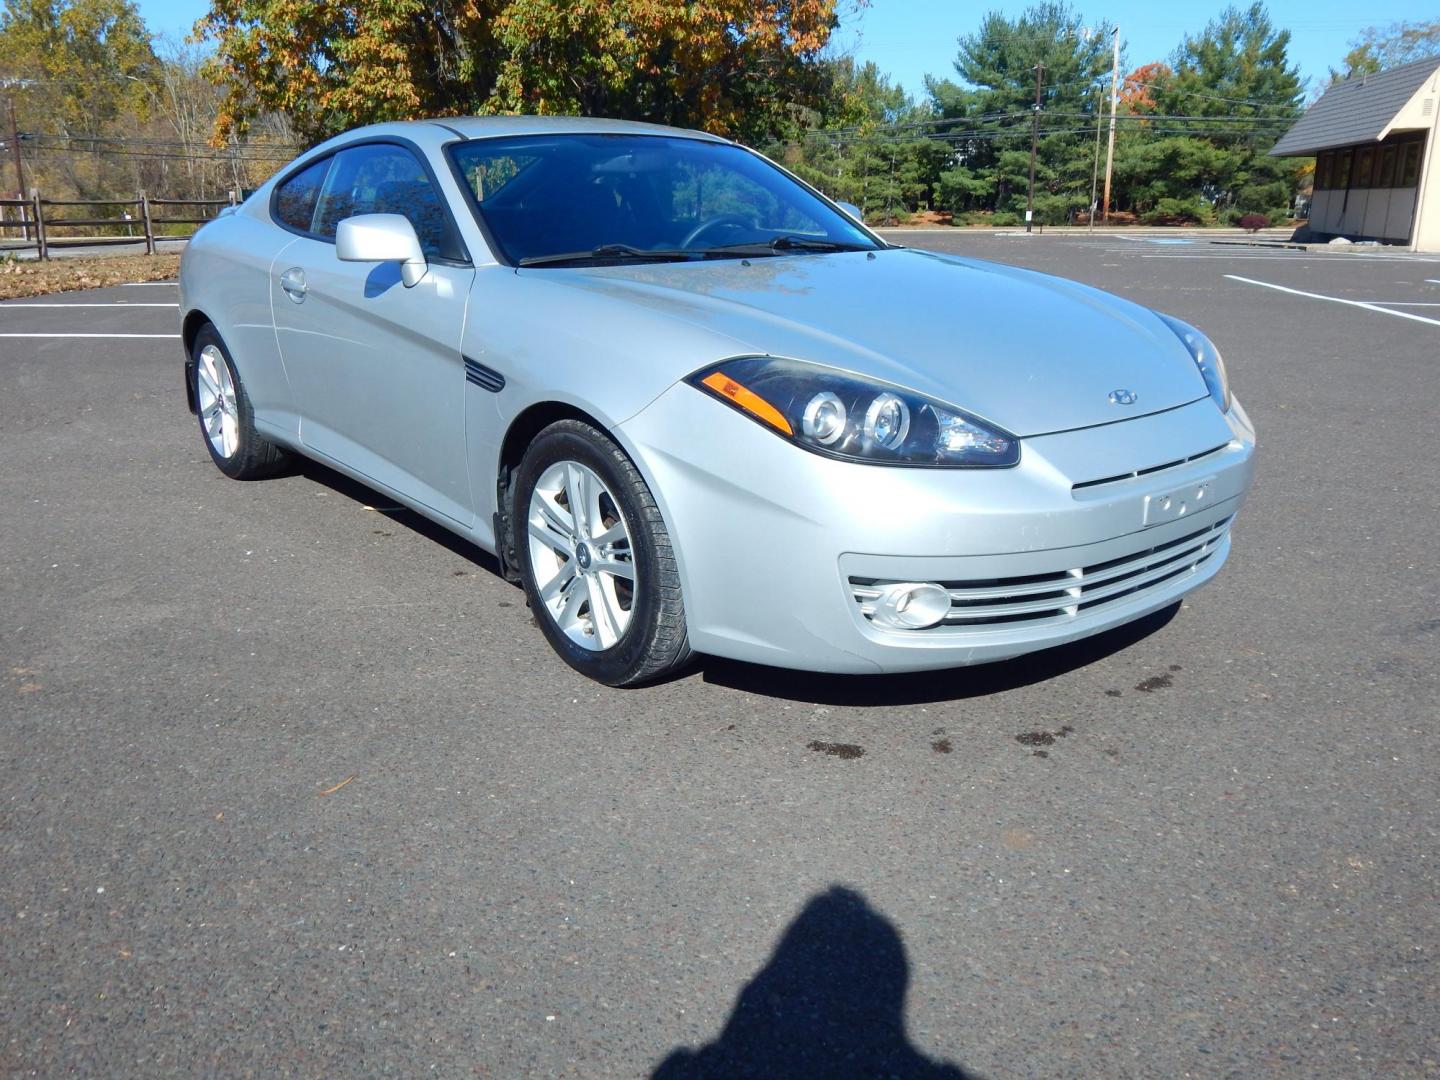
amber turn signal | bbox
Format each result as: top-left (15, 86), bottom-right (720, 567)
top-left (699, 371), bottom-right (794, 435)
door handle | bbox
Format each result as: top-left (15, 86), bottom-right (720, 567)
top-left (279, 267), bottom-right (308, 303)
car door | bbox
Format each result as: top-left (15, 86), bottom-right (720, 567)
top-left (271, 141), bottom-right (477, 526)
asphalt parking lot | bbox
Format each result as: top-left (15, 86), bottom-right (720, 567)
top-left (2, 234), bottom-right (1437, 1077)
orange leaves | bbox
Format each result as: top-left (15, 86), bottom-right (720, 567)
top-left (196, 0), bottom-right (840, 143)
top-left (1121, 62), bottom-right (1171, 114)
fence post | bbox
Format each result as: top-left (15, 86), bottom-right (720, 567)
top-left (30, 188), bottom-right (46, 260)
top-left (228, 189), bottom-right (237, 206)
top-left (139, 190), bottom-right (155, 255)
top-left (6, 190), bottom-right (30, 244)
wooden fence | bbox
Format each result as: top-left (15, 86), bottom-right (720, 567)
top-left (0, 190), bottom-right (239, 259)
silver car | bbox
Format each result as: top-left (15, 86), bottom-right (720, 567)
top-left (179, 117), bottom-right (1256, 686)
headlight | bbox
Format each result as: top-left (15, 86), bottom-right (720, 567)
top-left (1158, 313), bottom-right (1230, 412)
top-left (688, 356), bottom-right (1019, 468)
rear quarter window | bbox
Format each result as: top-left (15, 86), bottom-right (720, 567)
top-left (273, 158), bottom-right (331, 233)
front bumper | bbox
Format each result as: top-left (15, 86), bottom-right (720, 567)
top-left (620, 387), bottom-right (1256, 674)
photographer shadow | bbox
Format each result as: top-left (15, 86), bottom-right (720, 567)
top-left (652, 886), bottom-right (975, 1079)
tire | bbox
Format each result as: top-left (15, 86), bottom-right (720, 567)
top-left (190, 324), bottom-right (290, 480)
top-left (514, 419), bottom-right (691, 687)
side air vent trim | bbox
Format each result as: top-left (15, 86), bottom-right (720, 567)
top-left (464, 357), bottom-right (505, 393)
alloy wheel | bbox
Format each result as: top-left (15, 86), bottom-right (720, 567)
top-left (196, 344), bottom-right (240, 459)
top-left (526, 460), bottom-right (637, 650)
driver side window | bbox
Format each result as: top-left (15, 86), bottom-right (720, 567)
top-left (311, 144), bottom-right (462, 261)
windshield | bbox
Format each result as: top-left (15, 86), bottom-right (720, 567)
top-left (447, 134), bottom-right (879, 266)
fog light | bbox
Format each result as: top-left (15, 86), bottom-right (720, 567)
top-left (871, 582), bottom-right (951, 630)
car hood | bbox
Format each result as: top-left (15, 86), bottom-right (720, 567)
top-left (537, 248), bottom-right (1210, 437)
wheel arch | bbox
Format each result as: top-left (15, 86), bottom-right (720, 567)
top-left (180, 309), bottom-right (213, 414)
top-left (492, 398), bottom-right (690, 603)
top-left (496, 400), bottom-right (609, 481)
top-left (493, 400), bottom-right (611, 581)
top-left (496, 397), bottom-right (694, 682)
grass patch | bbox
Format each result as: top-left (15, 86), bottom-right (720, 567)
top-left (0, 253), bottom-right (180, 300)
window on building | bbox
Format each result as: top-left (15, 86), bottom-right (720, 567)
top-left (1398, 142), bottom-right (1422, 188)
top-left (1335, 149), bottom-right (1353, 190)
top-left (1354, 147), bottom-right (1375, 189)
top-left (1377, 145), bottom-right (1397, 188)
top-left (1315, 152), bottom-right (1332, 191)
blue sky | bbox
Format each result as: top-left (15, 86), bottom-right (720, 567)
top-left (139, 0), bottom-right (1434, 99)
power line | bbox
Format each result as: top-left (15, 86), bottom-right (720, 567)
top-left (787, 123), bottom-right (1295, 152)
top-left (797, 111), bottom-right (1035, 138)
top-left (18, 132), bottom-right (301, 151)
top-left (1129, 80), bottom-right (1300, 110)
top-left (22, 144), bottom-right (292, 163)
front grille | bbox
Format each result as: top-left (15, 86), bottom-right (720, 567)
top-left (849, 516), bottom-right (1231, 632)
top-left (1071, 442), bottom-right (1231, 493)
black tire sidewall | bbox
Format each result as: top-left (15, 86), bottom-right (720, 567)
top-left (514, 425), bottom-right (668, 685)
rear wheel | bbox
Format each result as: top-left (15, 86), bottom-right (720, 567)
top-left (191, 325), bottom-right (289, 480)
top-left (514, 420), bottom-right (691, 687)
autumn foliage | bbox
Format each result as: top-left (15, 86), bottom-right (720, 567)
top-left (1120, 61), bottom-right (1169, 114)
top-left (195, 0), bottom-right (842, 145)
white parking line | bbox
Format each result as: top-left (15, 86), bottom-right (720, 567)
top-left (1117, 235), bottom-right (1192, 245)
top-left (0, 332), bottom-right (180, 338)
top-left (0, 302), bottom-right (178, 308)
top-left (1225, 275), bottom-right (1440, 327)
top-left (1144, 252), bottom-right (1440, 263)
top-left (1143, 253), bottom-right (1351, 260)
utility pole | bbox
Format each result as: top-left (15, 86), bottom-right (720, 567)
top-left (1025, 62), bottom-right (1045, 234)
top-left (1101, 25), bottom-right (1120, 225)
top-left (1088, 93), bottom-right (1103, 230)
top-left (6, 98), bottom-right (27, 241)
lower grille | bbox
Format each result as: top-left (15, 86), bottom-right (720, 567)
top-left (850, 516), bottom-right (1231, 632)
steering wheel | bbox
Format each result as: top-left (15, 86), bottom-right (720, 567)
top-left (681, 213), bottom-right (757, 249)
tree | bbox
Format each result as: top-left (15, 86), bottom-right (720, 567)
top-left (1330, 19), bottom-right (1440, 82)
top-left (0, 0), bottom-right (295, 205)
top-left (770, 57), bottom-right (949, 222)
top-left (0, 0), bottom-right (159, 195)
top-left (0, 0), bottom-right (158, 136)
top-left (195, 0), bottom-right (843, 146)
top-left (1139, 4), bottom-right (1304, 223)
top-left (928, 3), bottom-right (1116, 224)
top-left (1120, 61), bottom-right (1169, 114)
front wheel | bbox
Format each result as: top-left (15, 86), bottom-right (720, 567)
top-left (514, 420), bottom-right (691, 687)
top-left (190, 324), bottom-right (290, 480)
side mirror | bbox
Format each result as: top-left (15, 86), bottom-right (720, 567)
top-left (336, 214), bottom-right (428, 287)
top-left (836, 201), bottom-right (864, 223)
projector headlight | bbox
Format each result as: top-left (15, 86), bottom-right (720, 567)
top-left (688, 356), bottom-right (1019, 468)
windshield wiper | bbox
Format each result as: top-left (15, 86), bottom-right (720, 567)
top-left (517, 236), bottom-right (875, 268)
top-left (701, 235), bottom-right (875, 256)
top-left (517, 244), bottom-right (700, 267)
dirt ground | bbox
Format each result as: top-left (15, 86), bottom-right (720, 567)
top-left (0, 253), bottom-right (180, 300)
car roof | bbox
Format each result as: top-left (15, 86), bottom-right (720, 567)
top-left (412, 115), bottom-right (729, 144)
top-left (252, 115), bottom-right (737, 206)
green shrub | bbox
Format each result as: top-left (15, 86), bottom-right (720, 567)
top-left (1142, 197), bottom-right (1214, 226)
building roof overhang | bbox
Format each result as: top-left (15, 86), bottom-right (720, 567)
top-left (1271, 58), bottom-right (1440, 157)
